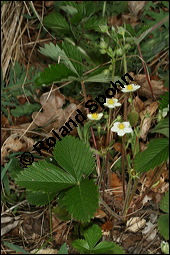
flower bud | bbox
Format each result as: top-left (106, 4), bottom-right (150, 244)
top-left (100, 41), bottom-right (108, 49)
top-left (99, 25), bottom-right (109, 33)
top-left (161, 241), bottom-right (169, 254)
top-left (117, 27), bottom-right (125, 36)
top-left (103, 69), bottom-right (110, 76)
top-left (100, 49), bottom-right (107, 54)
top-left (115, 48), bottom-right (123, 56)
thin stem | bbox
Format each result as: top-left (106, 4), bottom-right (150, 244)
top-left (81, 81), bottom-right (101, 176)
top-left (102, 1), bottom-right (106, 17)
top-left (121, 135), bottom-right (126, 200)
top-left (137, 43), bottom-right (154, 99)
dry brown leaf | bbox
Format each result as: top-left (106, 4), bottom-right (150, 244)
top-left (135, 74), bottom-right (165, 98)
top-left (139, 101), bottom-right (159, 140)
top-left (1, 134), bottom-right (34, 164)
top-left (128, 1), bottom-right (146, 16)
top-left (44, 1), bottom-right (54, 7)
top-left (113, 142), bottom-right (122, 153)
top-left (32, 90), bottom-right (77, 131)
top-left (94, 208), bottom-right (106, 218)
top-left (108, 172), bottom-right (123, 202)
top-left (133, 96), bottom-right (145, 113)
top-left (101, 221), bottom-right (114, 231)
top-left (140, 166), bottom-right (169, 193)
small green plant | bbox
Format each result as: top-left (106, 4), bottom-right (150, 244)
top-left (15, 136), bottom-right (99, 222)
top-left (158, 191), bottom-right (169, 241)
top-left (72, 224), bottom-right (125, 254)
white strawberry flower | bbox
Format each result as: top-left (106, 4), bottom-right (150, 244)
top-left (87, 113), bottom-right (103, 120)
top-left (121, 84), bottom-right (140, 93)
top-left (111, 121), bottom-right (133, 136)
top-left (104, 98), bottom-right (121, 109)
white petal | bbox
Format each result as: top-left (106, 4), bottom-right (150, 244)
top-left (123, 121), bottom-right (131, 127)
top-left (87, 114), bottom-right (93, 120)
top-left (124, 127), bottom-right (133, 133)
top-left (117, 130), bottom-right (125, 136)
top-left (111, 126), bottom-right (119, 132)
top-left (115, 102), bottom-right (121, 106)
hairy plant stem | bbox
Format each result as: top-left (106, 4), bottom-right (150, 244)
top-left (121, 135), bottom-right (126, 200)
top-left (81, 81), bottom-right (101, 176)
top-left (105, 59), bottom-right (116, 186)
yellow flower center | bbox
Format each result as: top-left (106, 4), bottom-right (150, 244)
top-left (127, 84), bottom-right (133, 90)
top-left (119, 123), bottom-right (125, 129)
top-left (92, 113), bottom-right (98, 119)
top-left (108, 99), bottom-right (114, 104)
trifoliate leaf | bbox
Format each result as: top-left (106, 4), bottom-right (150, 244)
top-left (134, 138), bottom-right (169, 173)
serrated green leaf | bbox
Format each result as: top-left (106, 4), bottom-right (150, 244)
top-left (84, 224), bottom-right (102, 249)
top-left (11, 103), bottom-right (41, 117)
top-left (26, 191), bottom-right (57, 206)
top-left (160, 191), bottom-right (169, 213)
top-left (151, 118), bottom-right (169, 138)
top-left (53, 136), bottom-right (95, 181)
top-left (39, 42), bottom-right (79, 75)
top-left (43, 11), bottom-right (70, 33)
top-left (92, 241), bottom-right (115, 254)
top-left (62, 179), bottom-right (99, 222)
top-left (15, 161), bottom-right (76, 193)
top-left (134, 138), bottom-right (169, 174)
top-left (62, 41), bottom-right (83, 76)
top-left (158, 214), bottom-right (169, 240)
top-left (159, 92), bottom-right (169, 110)
top-left (72, 239), bottom-right (90, 253)
top-left (35, 63), bottom-right (76, 87)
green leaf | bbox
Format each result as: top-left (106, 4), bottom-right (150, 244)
top-left (62, 179), bottom-right (99, 222)
top-left (62, 41), bottom-right (83, 76)
top-left (160, 191), bottom-right (169, 213)
top-left (15, 160), bottom-right (76, 193)
top-left (158, 214), bottom-right (169, 240)
top-left (151, 118), bottom-right (169, 138)
top-left (11, 103), bottom-right (41, 117)
top-left (43, 11), bottom-right (70, 33)
top-left (26, 191), bottom-right (57, 206)
top-left (72, 239), bottom-right (90, 253)
top-left (84, 224), bottom-right (102, 249)
top-left (53, 136), bottom-right (95, 181)
top-left (84, 73), bottom-right (119, 83)
top-left (39, 43), bottom-right (79, 75)
top-left (159, 92), bottom-right (169, 110)
top-left (134, 138), bottom-right (169, 174)
top-left (92, 241), bottom-right (115, 254)
top-left (52, 204), bottom-right (71, 221)
top-left (35, 63), bottom-right (76, 87)
top-left (58, 243), bottom-right (69, 254)
top-left (3, 241), bottom-right (29, 254)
